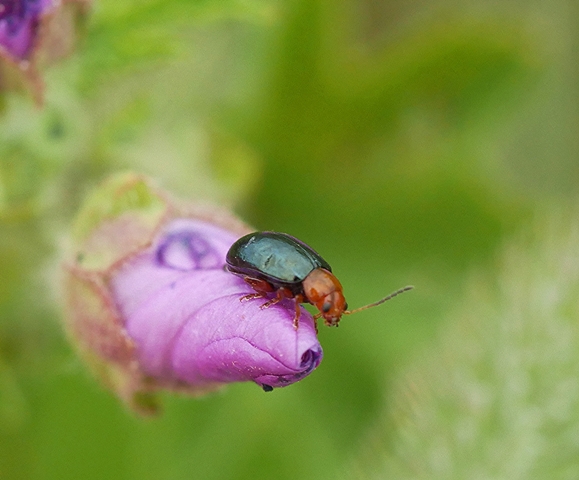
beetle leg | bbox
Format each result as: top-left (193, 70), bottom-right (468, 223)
top-left (290, 293), bottom-right (307, 330)
top-left (240, 292), bottom-right (266, 302)
top-left (259, 294), bottom-right (282, 309)
top-left (310, 311), bottom-right (321, 333)
top-left (243, 276), bottom-right (275, 293)
top-left (259, 287), bottom-right (291, 310)
top-left (240, 276), bottom-right (275, 302)
top-left (293, 301), bottom-right (301, 330)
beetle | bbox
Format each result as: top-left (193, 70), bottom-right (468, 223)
top-left (225, 231), bottom-right (412, 329)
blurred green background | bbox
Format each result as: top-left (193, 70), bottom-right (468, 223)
top-left (1, 0), bottom-right (578, 479)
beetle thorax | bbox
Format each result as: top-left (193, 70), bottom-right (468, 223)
top-left (302, 268), bottom-right (347, 326)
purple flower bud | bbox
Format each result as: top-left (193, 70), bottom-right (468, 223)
top-left (62, 173), bottom-right (322, 414)
top-left (110, 219), bottom-right (322, 392)
top-left (0, 0), bottom-right (50, 60)
top-left (0, 0), bottom-right (91, 102)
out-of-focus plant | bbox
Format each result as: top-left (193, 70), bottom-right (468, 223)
top-left (348, 204), bottom-right (579, 479)
top-left (1, 0), bottom-right (573, 479)
top-left (0, 0), bottom-right (91, 103)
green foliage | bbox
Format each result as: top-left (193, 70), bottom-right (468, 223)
top-left (80, 0), bottom-right (274, 92)
top-left (349, 207), bottom-right (579, 479)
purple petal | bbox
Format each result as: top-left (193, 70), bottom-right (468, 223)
top-left (171, 296), bottom-right (322, 389)
top-left (0, 0), bottom-right (52, 60)
top-left (110, 219), bottom-right (323, 391)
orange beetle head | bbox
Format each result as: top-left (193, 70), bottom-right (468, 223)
top-left (302, 268), bottom-right (347, 326)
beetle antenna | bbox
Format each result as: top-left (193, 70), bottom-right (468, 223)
top-left (344, 285), bottom-right (414, 315)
